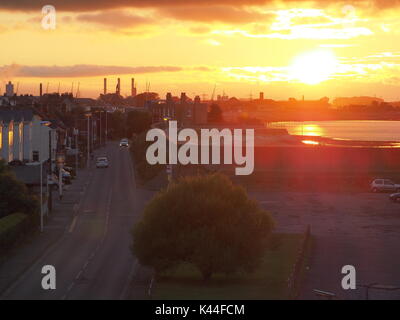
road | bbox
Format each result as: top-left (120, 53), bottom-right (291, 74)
top-left (2, 142), bottom-right (152, 300)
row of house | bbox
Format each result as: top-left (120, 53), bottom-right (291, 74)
top-left (0, 108), bottom-right (61, 167)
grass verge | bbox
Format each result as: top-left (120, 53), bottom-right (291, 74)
top-left (151, 233), bottom-right (307, 300)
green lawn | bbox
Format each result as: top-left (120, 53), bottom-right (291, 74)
top-left (152, 233), bottom-right (306, 300)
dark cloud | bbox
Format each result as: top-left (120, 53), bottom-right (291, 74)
top-left (0, 64), bottom-right (183, 78)
top-left (0, 1), bottom-right (399, 12)
top-left (0, 1), bottom-right (266, 12)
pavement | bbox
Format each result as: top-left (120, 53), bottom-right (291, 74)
top-left (251, 190), bottom-right (400, 300)
top-left (0, 142), bottom-right (155, 300)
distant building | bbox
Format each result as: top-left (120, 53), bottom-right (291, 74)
top-left (148, 92), bottom-right (208, 125)
top-left (5, 81), bottom-right (14, 97)
top-left (333, 96), bottom-right (384, 107)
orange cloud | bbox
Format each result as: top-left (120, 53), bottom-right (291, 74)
top-left (159, 6), bottom-right (274, 24)
top-left (76, 10), bottom-right (155, 29)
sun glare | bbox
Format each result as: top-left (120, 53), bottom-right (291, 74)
top-left (289, 49), bottom-right (338, 85)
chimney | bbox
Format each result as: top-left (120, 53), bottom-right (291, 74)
top-left (194, 95), bottom-right (201, 104)
top-left (180, 92), bottom-right (186, 104)
top-left (166, 92), bottom-right (172, 102)
top-left (131, 78), bottom-right (136, 97)
top-left (116, 78), bottom-right (121, 95)
top-left (40, 83), bottom-right (43, 97)
top-left (104, 78), bottom-right (107, 95)
top-left (259, 92), bottom-right (264, 100)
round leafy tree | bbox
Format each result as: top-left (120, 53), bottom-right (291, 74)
top-left (132, 173), bottom-right (274, 280)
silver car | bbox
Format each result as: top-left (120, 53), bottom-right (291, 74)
top-left (96, 157), bottom-right (109, 168)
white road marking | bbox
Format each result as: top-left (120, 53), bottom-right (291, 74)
top-left (68, 216), bottom-right (78, 233)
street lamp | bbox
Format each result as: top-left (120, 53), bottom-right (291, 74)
top-left (105, 110), bottom-right (108, 146)
top-left (93, 109), bottom-right (104, 147)
top-left (84, 113), bottom-right (92, 168)
top-left (40, 121), bottom-right (51, 233)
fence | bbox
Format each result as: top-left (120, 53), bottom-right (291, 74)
top-left (287, 225), bottom-right (312, 299)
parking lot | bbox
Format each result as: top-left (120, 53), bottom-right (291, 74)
top-left (250, 190), bottom-right (400, 300)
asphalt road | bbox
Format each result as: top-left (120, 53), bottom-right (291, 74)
top-left (2, 142), bottom-right (150, 300)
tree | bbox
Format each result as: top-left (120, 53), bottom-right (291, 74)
top-left (207, 103), bottom-right (223, 123)
top-left (108, 110), bottom-right (126, 139)
top-left (0, 160), bottom-right (39, 219)
top-left (132, 174), bottom-right (274, 280)
top-left (126, 110), bottom-right (152, 138)
top-left (131, 131), bottom-right (164, 183)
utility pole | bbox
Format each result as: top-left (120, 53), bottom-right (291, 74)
top-left (39, 121), bottom-right (51, 232)
top-left (40, 157), bottom-right (43, 232)
top-left (86, 114), bottom-right (91, 168)
top-left (48, 129), bottom-right (52, 214)
top-left (98, 111), bottom-right (102, 147)
top-left (105, 110), bottom-right (108, 146)
top-left (75, 128), bottom-right (79, 171)
top-left (59, 162), bottom-right (63, 201)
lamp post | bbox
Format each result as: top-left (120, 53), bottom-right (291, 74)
top-left (85, 113), bottom-right (91, 168)
top-left (40, 121), bottom-right (51, 233)
top-left (99, 111), bottom-right (102, 147)
top-left (105, 110), bottom-right (108, 146)
top-left (48, 129), bottom-right (52, 214)
top-left (74, 128), bottom-right (79, 171)
top-left (56, 154), bottom-right (65, 201)
top-left (93, 110), bottom-right (103, 148)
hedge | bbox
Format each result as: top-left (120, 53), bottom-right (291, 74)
top-left (0, 213), bottom-right (33, 254)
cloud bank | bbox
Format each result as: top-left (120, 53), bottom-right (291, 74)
top-left (0, 64), bottom-right (183, 78)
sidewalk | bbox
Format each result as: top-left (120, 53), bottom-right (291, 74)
top-left (0, 166), bottom-right (94, 296)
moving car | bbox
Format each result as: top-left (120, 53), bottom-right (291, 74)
top-left (370, 179), bottom-right (400, 193)
top-left (119, 138), bottom-right (129, 147)
top-left (96, 157), bottom-right (109, 168)
top-left (389, 193), bottom-right (400, 203)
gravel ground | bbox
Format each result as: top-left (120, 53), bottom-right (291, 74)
top-left (250, 190), bottom-right (400, 300)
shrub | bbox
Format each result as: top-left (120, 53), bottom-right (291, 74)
top-left (0, 213), bottom-right (30, 253)
top-left (0, 160), bottom-right (39, 219)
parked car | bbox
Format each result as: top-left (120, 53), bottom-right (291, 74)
top-left (96, 157), bottom-right (109, 168)
top-left (8, 160), bottom-right (24, 166)
top-left (54, 168), bottom-right (72, 185)
top-left (389, 193), bottom-right (400, 202)
top-left (370, 179), bottom-right (400, 193)
top-left (119, 139), bottom-right (129, 148)
top-left (63, 166), bottom-right (76, 178)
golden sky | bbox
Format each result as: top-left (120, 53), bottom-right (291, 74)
top-left (0, 0), bottom-right (400, 100)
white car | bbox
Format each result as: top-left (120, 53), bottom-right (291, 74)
top-left (96, 157), bottom-right (109, 168)
top-left (370, 179), bottom-right (400, 193)
top-left (119, 139), bottom-right (129, 147)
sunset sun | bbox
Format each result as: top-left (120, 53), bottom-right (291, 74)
top-left (289, 49), bottom-right (338, 85)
